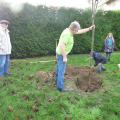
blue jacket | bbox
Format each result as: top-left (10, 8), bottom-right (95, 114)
top-left (104, 37), bottom-right (114, 53)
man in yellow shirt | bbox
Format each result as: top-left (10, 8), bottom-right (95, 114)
top-left (56, 21), bottom-right (95, 91)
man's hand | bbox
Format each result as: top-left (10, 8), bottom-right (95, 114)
top-left (89, 25), bottom-right (95, 30)
top-left (63, 56), bottom-right (67, 63)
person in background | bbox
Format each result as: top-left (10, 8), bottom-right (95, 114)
top-left (91, 51), bottom-right (107, 73)
top-left (0, 20), bottom-right (12, 78)
top-left (104, 32), bottom-right (115, 61)
top-left (56, 21), bottom-right (95, 91)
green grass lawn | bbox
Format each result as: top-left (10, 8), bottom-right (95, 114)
top-left (0, 53), bottom-right (120, 120)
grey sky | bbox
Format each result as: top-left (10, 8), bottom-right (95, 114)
top-left (2, 0), bottom-right (120, 12)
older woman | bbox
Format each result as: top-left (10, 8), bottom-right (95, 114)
top-left (0, 20), bottom-right (12, 77)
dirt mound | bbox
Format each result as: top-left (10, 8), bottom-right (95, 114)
top-left (35, 71), bottom-right (54, 81)
top-left (32, 66), bottom-right (102, 92)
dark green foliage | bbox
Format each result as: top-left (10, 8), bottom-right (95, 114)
top-left (0, 3), bottom-right (120, 58)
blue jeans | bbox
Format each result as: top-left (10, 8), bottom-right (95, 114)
top-left (0, 55), bottom-right (10, 77)
top-left (55, 55), bottom-right (66, 91)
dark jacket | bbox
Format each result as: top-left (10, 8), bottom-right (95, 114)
top-left (92, 52), bottom-right (107, 66)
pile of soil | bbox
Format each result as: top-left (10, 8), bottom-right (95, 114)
top-left (33, 66), bottom-right (102, 92)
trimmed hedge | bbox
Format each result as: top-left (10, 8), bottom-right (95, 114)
top-left (0, 3), bottom-right (120, 58)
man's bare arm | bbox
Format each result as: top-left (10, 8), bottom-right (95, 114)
top-left (75, 25), bottom-right (95, 34)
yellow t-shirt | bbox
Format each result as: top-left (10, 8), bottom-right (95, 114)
top-left (56, 28), bottom-right (74, 55)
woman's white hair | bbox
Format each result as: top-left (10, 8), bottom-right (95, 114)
top-left (69, 21), bottom-right (81, 30)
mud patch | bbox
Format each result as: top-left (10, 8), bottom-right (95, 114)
top-left (65, 66), bottom-right (102, 92)
top-left (31, 66), bottom-right (102, 92)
